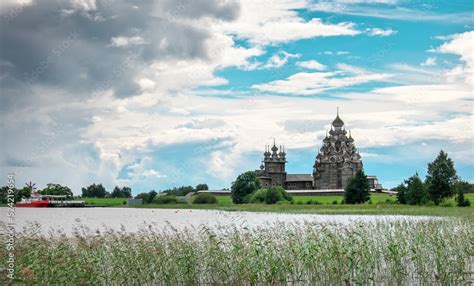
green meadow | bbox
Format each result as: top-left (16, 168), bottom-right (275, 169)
top-left (121, 193), bottom-right (474, 217)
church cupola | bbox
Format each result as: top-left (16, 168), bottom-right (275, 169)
top-left (264, 145), bottom-right (271, 159)
top-left (332, 108), bottom-right (344, 129)
top-left (271, 139), bottom-right (279, 158)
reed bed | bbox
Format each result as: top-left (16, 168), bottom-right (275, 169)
top-left (2, 219), bottom-right (473, 285)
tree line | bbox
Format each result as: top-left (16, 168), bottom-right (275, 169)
top-left (134, 184), bottom-right (209, 204)
top-left (394, 150), bottom-right (470, 207)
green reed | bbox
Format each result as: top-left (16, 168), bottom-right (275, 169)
top-left (2, 219), bottom-right (473, 285)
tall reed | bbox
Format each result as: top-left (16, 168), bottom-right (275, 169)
top-left (1, 219), bottom-right (472, 285)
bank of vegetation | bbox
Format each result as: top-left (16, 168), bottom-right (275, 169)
top-left (3, 220), bottom-right (472, 285)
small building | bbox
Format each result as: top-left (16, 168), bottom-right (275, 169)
top-left (367, 176), bottom-right (383, 191)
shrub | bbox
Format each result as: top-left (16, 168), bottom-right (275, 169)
top-left (249, 189), bottom-right (267, 203)
top-left (231, 171), bottom-right (261, 204)
top-left (332, 200), bottom-right (338, 205)
top-left (249, 187), bottom-right (292, 204)
top-left (455, 181), bottom-right (471, 207)
top-left (265, 187), bottom-right (292, 204)
top-left (440, 201), bottom-right (453, 207)
top-left (192, 193), bottom-right (217, 204)
top-left (405, 174), bottom-right (430, 205)
top-left (153, 195), bottom-right (183, 204)
top-left (265, 187), bottom-right (283, 204)
top-left (394, 183), bottom-right (408, 204)
top-left (306, 199), bottom-right (313, 205)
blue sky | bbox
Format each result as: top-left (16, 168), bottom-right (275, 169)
top-left (1, 0), bottom-right (473, 194)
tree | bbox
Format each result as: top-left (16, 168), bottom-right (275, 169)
top-left (344, 169), bottom-right (370, 204)
top-left (394, 183), bottom-right (408, 204)
top-left (135, 190), bottom-right (158, 204)
top-left (81, 183), bottom-right (107, 198)
top-left (17, 187), bottom-right (32, 201)
top-left (425, 150), bottom-right (457, 205)
top-left (111, 186), bottom-right (132, 198)
top-left (454, 181), bottom-right (471, 207)
top-left (195, 184), bottom-right (209, 191)
top-left (231, 171), bottom-right (261, 204)
top-left (135, 192), bottom-right (150, 203)
top-left (405, 174), bottom-right (429, 205)
top-left (162, 186), bottom-right (195, 196)
top-left (148, 190), bottom-right (157, 202)
top-left (40, 183), bottom-right (73, 197)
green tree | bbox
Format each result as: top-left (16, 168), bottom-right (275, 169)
top-left (195, 184), bottom-right (209, 191)
top-left (111, 186), bottom-right (132, 198)
top-left (231, 171), bottom-right (261, 204)
top-left (394, 183), bottom-right (408, 204)
top-left (162, 186), bottom-right (195, 196)
top-left (405, 174), bottom-right (429, 205)
top-left (135, 192), bottom-right (150, 203)
top-left (148, 190), bottom-right (157, 202)
top-left (40, 183), bottom-right (73, 197)
top-left (135, 190), bottom-right (158, 204)
top-left (344, 169), bottom-right (370, 204)
top-left (81, 183), bottom-right (107, 198)
top-left (454, 180), bottom-right (471, 207)
top-left (425, 150), bottom-right (457, 205)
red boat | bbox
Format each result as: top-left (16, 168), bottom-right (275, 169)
top-left (16, 193), bottom-right (85, 208)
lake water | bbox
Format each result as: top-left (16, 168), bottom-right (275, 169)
top-left (0, 208), bottom-right (438, 236)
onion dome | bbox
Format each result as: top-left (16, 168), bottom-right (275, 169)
top-left (264, 145), bottom-right (271, 158)
top-left (279, 145), bottom-right (286, 158)
top-left (348, 130), bottom-right (354, 143)
top-left (271, 140), bottom-right (278, 156)
top-left (323, 132), bottom-right (330, 143)
top-left (332, 114), bottom-right (344, 128)
top-left (271, 144), bottom-right (278, 153)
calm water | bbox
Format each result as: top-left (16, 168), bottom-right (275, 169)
top-left (0, 208), bottom-right (438, 236)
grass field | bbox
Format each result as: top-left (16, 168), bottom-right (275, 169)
top-left (130, 193), bottom-right (474, 218)
top-left (80, 197), bottom-right (127, 206)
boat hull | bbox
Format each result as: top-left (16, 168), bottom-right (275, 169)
top-left (16, 201), bottom-right (50, 208)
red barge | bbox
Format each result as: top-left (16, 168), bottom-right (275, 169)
top-left (16, 193), bottom-right (85, 208)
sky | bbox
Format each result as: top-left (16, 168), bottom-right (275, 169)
top-left (0, 0), bottom-right (473, 194)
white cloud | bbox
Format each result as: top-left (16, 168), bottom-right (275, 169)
top-left (366, 27), bottom-right (397, 36)
top-left (420, 57), bottom-right (437, 66)
top-left (309, 1), bottom-right (471, 23)
top-left (218, 0), bottom-right (360, 45)
top-left (296, 60), bottom-right (327, 70)
top-left (109, 36), bottom-right (146, 47)
top-left (320, 51), bottom-right (350, 56)
top-left (247, 51), bottom-right (301, 70)
top-left (262, 51), bottom-right (300, 69)
top-left (432, 30), bottom-right (474, 85)
top-left (252, 64), bottom-right (391, 95)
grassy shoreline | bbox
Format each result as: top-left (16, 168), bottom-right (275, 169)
top-left (127, 202), bottom-right (474, 217)
top-left (125, 193), bottom-right (474, 218)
